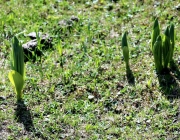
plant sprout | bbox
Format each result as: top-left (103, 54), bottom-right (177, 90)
top-left (153, 35), bottom-right (163, 73)
top-left (162, 26), bottom-right (171, 69)
top-left (8, 36), bottom-right (25, 102)
top-left (169, 23), bottom-right (175, 62)
top-left (121, 32), bottom-right (130, 72)
top-left (151, 18), bottom-right (160, 51)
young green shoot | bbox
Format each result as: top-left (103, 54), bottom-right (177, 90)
top-left (121, 32), bottom-right (130, 72)
top-left (8, 36), bottom-right (25, 102)
top-left (169, 23), bottom-right (175, 62)
top-left (151, 18), bottom-right (160, 51)
top-left (162, 26), bottom-right (171, 69)
top-left (153, 35), bottom-right (163, 73)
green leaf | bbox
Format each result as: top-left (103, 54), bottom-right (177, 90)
top-left (121, 32), bottom-right (130, 68)
top-left (153, 35), bottom-right (163, 73)
top-left (122, 32), bottom-right (128, 48)
top-left (162, 26), bottom-right (171, 69)
top-left (169, 23), bottom-right (175, 61)
top-left (8, 70), bottom-right (24, 101)
top-left (57, 41), bottom-right (63, 56)
top-left (11, 36), bottom-right (25, 78)
top-left (151, 18), bottom-right (160, 51)
top-left (122, 47), bottom-right (129, 65)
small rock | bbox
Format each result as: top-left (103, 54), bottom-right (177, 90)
top-left (154, 1), bottom-right (160, 7)
top-left (110, 29), bottom-right (119, 38)
top-left (175, 4), bottom-right (180, 11)
top-left (26, 32), bottom-right (42, 40)
top-left (88, 95), bottom-right (94, 100)
top-left (22, 39), bottom-right (38, 50)
top-left (0, 96), bottom-right (6, 101)
top-left (58, 16), bottom-right (79, 32)
top-left (106, 117), bottom-right (114, 122)
top-left (115, 105), bottom-right (122, 113)
top-left (22, 39), bottom-right (42, 62)
top-left (58, 20), bottom-right (68, 26)
top-left (23, 33), bottom-right (52, 50)
top-left (70, 16), bottom-right (79, 22)
top-left (44, 117), bottom-right (50, 122)
top-left (0, 105), bottom-right (6, 111)
top-left (146, 119), bottom-right (151, 124)
top-left (22, 33), bottom-right (52, 62)
top-left (40, 33), bottom-right (52, 46)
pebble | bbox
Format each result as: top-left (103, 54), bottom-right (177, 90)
top-left (88, 95), bottom-right (94, 100)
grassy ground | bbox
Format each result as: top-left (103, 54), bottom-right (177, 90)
top-left (0, 0), bottom-right (180, 139)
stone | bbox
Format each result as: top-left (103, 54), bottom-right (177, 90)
top-left (88, 95), bottom-right (94, 100)
top-left (26, 32), bottom-right (42, 40)
top-left (175, 4), bottom-right (180, 11)
top-left (58, 16), bottom-right (79, 33)
top-left (70, 16), bottom-right (79, 22)
top-left (23, 39), bottom-right (37, 50)
top-left (0, 96), bottom-right (6, 101)
top-left (22, 32), bottom-right (52, 62)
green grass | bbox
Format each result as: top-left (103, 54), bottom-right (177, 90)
top-left (0, 0), bottom-right (180, 139)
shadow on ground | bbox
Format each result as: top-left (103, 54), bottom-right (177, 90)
top-left (157, 60), bottom-right (180, 125)
top-left (157, 61), bottom-right (180, 100)
top-left (14, 101), bottom-right (45, 139)
top-left (126, 67), bottom-right (135, 86)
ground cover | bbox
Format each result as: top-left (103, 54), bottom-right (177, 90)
top-left (0, 0), bottom-right (180, 139)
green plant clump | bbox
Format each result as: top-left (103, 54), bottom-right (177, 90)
top-left (151, 19), bottom-right (175, 73)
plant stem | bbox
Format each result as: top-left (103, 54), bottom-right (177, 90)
top-left (16, 90), bottom-right (23, 102)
